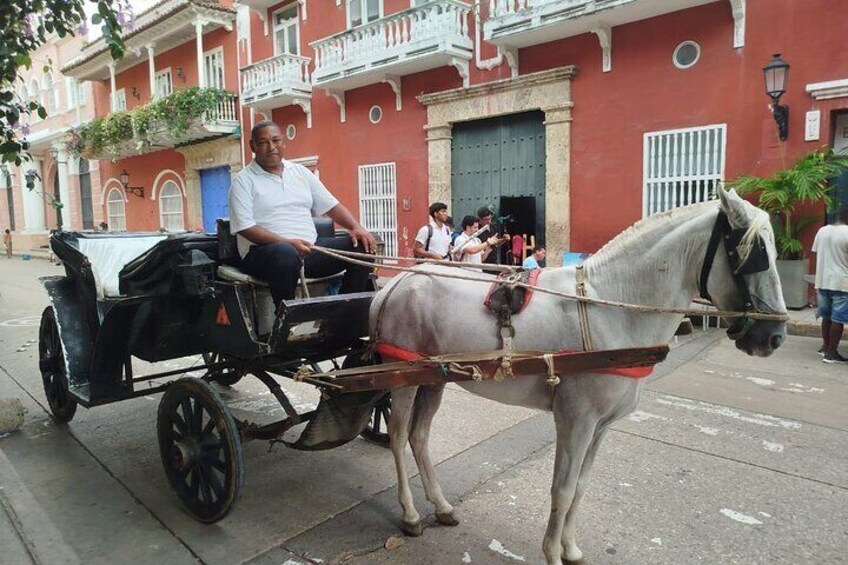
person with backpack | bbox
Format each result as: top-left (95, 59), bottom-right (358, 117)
top-left (413, 202), bottom-right (452, 260)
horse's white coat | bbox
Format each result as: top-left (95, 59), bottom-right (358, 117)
top-left (371, 190), bottom-right (787, 564)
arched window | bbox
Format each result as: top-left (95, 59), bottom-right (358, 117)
top-left (106, 188), bottom-right (126, 231)
top-left (29, 79), bottom-right (40, 118)
top-left (158, 181), bottom-right (184, 231)
top-left (19, 83), bottom-right (29, 106)
top-left (42, 72), bottom-right (55, 112)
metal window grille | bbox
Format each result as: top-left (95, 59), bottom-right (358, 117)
top-left (358, 162), bottom-right (397, 260)
top-left (158, 181), bottom-right (184, 231)
top-left (106, 189), bottom-right (126, 231)
top-left (643, 124), bottom-right (726, 216)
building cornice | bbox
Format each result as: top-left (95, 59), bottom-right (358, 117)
top-left (417, 66), bottom-right (577, 107)
top-left (806, 79), bottom-right (848, 101)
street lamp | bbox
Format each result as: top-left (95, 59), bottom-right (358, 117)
top-left (49, 146), bottom-right (66, 231)
top-left (119, 169), bottom-right (144, 198)
top-left (763, 53), bottom-right (790, 141)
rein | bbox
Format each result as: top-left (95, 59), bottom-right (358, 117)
top-left (312, 244), bottom-right (789, 324)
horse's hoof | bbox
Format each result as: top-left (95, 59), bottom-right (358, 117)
top-left (562, 545), bottom-right (584, 563)
top-left (401, 521), bottom-right (424, 537)
top-left (436, 512), bottom-right (460, 526)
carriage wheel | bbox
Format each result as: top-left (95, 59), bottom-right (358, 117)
top-left (201, 352), bottom-right (245, 387)
top-left (361, 395), bottom-right (391, 447)
top-left (157, 378), bottom-right (243, 523)
top-left (343, 350), bottom-right (392, 447)
top-left (38, 307), bottom-right (77, 423)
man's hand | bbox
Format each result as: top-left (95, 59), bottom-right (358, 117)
top-left (287, 238), bottom-right (313, 257)
top-left (350, 226), bottom-right (378, 254)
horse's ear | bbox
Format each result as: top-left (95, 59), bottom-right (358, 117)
top-left (718, 186), bottom-right (749, 228)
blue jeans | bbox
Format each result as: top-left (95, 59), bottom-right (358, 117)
top-left (241, 235), bottom-right (373, 305)
top-left (817, 289), bottom-right (848, 325)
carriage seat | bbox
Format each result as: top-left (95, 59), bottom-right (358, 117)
top-left (215, 217), bottom-right (344, 297)
top-left (77, 235), bottom-right (167, 298)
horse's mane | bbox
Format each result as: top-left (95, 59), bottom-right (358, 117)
top-left (589, 199), bottom-right (771, 268)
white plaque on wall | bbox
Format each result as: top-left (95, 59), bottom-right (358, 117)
top-left (805, 110), bottom-right (821, 141)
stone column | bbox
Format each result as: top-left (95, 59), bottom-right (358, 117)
top-left (147, 44), bottom-right (156, 98)
top-left (424, 124), bottom-right (452, 206)
top-left (541, 104), bottom-right (573, 265)
top-left (195, 20), bottom-right (206, 88)
top-left (21, 160), bottom-right (46, 232)
top-left (55, 145), bottom-right (72, 230)
top-left (108, 63), bottom-right (116, 110)
top-left (184, 170), bottom-right (202, 230)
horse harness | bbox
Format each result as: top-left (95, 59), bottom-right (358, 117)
top-left (699, 209), bottom-right (771, 340)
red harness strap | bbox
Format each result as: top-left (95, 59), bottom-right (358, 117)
top-left (374, 343), bottom-right (654, 379)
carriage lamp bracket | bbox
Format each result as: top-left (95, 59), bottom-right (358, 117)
top-left (119, 169), bottom-right (144, 198)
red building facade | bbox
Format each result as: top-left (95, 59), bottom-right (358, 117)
top-left (41, 0), bottom-right (847, 264)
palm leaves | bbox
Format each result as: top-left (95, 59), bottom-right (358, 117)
top-left (729, 148), bottom-right (848, 260)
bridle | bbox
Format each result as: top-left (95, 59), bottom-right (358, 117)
top-left (699, 210), bottom-right (772, 341)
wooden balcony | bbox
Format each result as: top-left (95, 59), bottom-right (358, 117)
top-left (311, 0), bottom-right (473, 120)
top-left (240, 54), bottom-right (313, 125)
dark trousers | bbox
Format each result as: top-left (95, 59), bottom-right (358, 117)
top-left (241, 235), bottom-right (373, 306)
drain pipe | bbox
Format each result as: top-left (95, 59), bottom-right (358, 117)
top-left (474, 1), bottom-right (503, 71)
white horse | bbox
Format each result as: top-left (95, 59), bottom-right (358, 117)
top-left (369, 188), bottom-right (787, 564)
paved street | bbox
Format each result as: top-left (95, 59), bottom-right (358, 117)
top-left (0, 258), bottom-right (846, 565)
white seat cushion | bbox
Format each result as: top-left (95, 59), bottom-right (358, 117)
top-left (78, 237), bottom-right (167, 298)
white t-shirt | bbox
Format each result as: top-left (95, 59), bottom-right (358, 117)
top-left (414, 220), bottom-right (451, 258)
top-left (452, 233), bottom-right (483, 264)
top-left (812, 223), bottom-right (848, 292)
top-left (229, 160), bottom-right (339, 258)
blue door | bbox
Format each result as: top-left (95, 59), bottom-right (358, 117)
top-left (200, 166), bottom-right (231, 233)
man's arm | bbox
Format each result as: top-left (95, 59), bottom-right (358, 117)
top-left (325, 203), bottom-right (377, 253)
top-left (238, 226), bottom-right (312, 256)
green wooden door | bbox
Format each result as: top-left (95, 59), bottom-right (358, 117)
top-left (451, 111), bottom-right (546, 242)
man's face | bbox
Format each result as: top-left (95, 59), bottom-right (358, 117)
top-left (479, 215), bottom-right (492, 227)
top-left (250, 125), bottom-right (284, 169)
top-left (467, 221), bottom-right (479, 234)
top-left (433, 209), bottom-right (449, 223)
top-left (536, 248), bottom-right (547, 260)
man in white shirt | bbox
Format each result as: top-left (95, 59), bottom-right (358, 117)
top-left (413, 202), bottom-right (452, 260)
top-left (451, 215), bottom-right (498, 264)
top-left (812, 205), bottom-right (848, 363)
top-left (229, 120), bottom-right (377, 305)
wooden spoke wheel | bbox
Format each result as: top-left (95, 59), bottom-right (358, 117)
top-left (38, 307), bottom-right (77, 423)
top-left (201, 352), bottom-right (245, 387)
top-left (157, 378), bottom-right (243, 523)
top-left (361, 395), bottom-right (391, 447)
top-left (343, 350), bottom-right (392, 447)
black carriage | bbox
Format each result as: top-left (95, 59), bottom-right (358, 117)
top-left (38, 219), bottom-right (390, 523)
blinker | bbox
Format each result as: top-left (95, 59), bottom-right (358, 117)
top-left (725, 227), bottom-right (769, 276)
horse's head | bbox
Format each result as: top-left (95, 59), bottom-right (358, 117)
top-left (700, 188), bottom-right (788, 357)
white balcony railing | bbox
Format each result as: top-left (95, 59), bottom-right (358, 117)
top-left (240, 53), bottom-right (312, 108)
top-left (205, 92), bottom-right (239, 124)
top-left (312, 0), bottom-right (473, 91)
top-left (488, 0), bottom-right (565, 18)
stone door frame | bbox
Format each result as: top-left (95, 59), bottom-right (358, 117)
top-left (417, 66), bottom-right (575, 263)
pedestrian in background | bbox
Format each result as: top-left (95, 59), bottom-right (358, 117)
top-left (3, 229), bottom-right (11, 258)
top-left (522, 245), bottom-right (547, 270)
top-left (414, 202), bottom-right (452, 260)
top-left (812, 205), bottom-right (848, 363)
top-left (452, 215), bottom-right (498, 264)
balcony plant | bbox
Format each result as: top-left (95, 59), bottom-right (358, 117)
top-left (729, 147), bottom-right (848, 307)
top-left (68, 87), bottom-right (233, 158)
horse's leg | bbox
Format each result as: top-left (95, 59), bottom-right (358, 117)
top-left (389, 386), bottom-right (424, 536)
top-left (560, 428), bottom-right (607, 562)
top-left (542, 396), bottom-right (596, 565)
top-left (408, 384), bottom-right (457, 526)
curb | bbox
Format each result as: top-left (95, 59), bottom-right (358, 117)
top-left (0, 448), bottom-right (80, 564)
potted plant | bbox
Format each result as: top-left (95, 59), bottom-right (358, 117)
top-left (729, 148), bottom-right (848, 308)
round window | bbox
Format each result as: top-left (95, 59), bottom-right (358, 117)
top-left (369, 105), bottom-right (383, 124)
top-left (285, 124), bottom-right (296, 140)
top-left (673, 41), bottom-right (700, 69)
